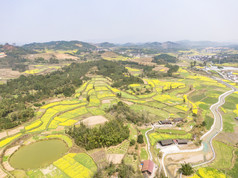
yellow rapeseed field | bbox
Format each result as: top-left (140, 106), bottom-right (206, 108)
top-left (0, 133), bottom-right (22, 147)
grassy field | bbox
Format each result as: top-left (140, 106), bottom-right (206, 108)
top-left (128, 124), bottom-right (137, 141)
top-left (221, 92), bottom-right (238, 132)
top-left (124, 154), bottom-right (138, 171)
top-left (228, 149), bottom-right (238, 177)
top-left (140, 148), bottom-right (148, 160)
top-left (106, 140), bottom-right (130, 154)
top-left (211, 141), bottom-right (234, 169)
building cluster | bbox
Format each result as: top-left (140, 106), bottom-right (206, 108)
top-left (0, 52), bottom-right (6, 58)
top-left (158, 118), bottom-right (183, 125)
top-left (204, 47), bottom-right (229, 53)
top-left (189, 55), bottom-right (213, 62)
top-left (159, 139), bottom-right (189, 146)
top-left (221, 71), bottom-right (238, 82)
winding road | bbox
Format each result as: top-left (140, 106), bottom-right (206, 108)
top-left (145, 79), bottom-right (237, 177)
top-left (163, 83), bottom-right (236, 177)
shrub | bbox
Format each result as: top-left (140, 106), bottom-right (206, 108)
top-left (178, 163), bottom-right (194, 176)
top-left (130, 139), bottom-right (135, 146)
top-left (137, 134), bottom-right (144, 144)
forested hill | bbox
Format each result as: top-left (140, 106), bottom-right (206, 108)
top-left (22, 41), bottom-right (97, 51)
top-left (152, 54), bottom-right (177, 64)
top-left (0, 60), bottom-right (142, 130)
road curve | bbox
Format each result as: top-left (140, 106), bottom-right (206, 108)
top-left (161, 85), bottom-right (235, 177)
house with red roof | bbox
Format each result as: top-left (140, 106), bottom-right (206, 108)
top-left (141, 160), bottom-right (154, 176)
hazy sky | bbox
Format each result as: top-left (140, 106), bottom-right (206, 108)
top-left (1, 0), bottom-right (238, 44)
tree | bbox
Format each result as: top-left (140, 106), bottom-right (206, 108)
top-left (137, 134), bottom-right (144, 144)
top-left (130, 139), bottom-right (135, 146)
top-left (194, 60), bottom-right (196, 66)
top-left (178, 163), bottom-right (194, 176)
top-left (87, 95), bottom-right (90, 102)
top-left (117, 162), bottom-right (135, 178)
top-left (63, 87), bottom-right (75, 97)
top-left (116, 92), bottom-right (122, 98)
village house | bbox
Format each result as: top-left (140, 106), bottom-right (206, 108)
top-left (141, 160), bottom-right (154, 176)
top-left (172, 118), bottom-right (183, 123)
top-left (176, 139), bottom-right (188, 144)
top-left (160, 139), bottom-right (174, 146)
top-left (159, 120), bottom-right (172, 125)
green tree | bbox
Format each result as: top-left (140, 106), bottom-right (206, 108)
top-left (130, 139), bottom-right (135, 146)
top-left (178, 163), bottom-right (194, 176)
top-left (137, 134), bottom-right (144, 144)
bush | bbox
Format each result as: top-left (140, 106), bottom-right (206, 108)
top-left (178, 163), bottom-right (194, 176)
top-left (137, 134), bottom-right (144, 144)
top-left (130, 139), bottom-right (136, 146)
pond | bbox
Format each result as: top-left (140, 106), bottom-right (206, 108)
top-left (9, 139), bottom-right (68, 169)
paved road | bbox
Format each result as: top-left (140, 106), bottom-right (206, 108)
top-left (161, 84), bottom-right (236, 177)
top-left (145, 127), bottom-right (154, 161)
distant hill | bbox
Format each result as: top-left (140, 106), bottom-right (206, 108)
top-left (22, 41), bottom-right (97, 51)
top-left (1, 44), bottom-right (36, 56)
top-left (97, 42), bottom-right (116, 48)
top-left (120, 41), bottom-right (183, 50)
top-left (176, 40), bottom-right (234, 47)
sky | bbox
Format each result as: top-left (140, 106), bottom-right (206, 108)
top-left (1, 0), bottom-right (238, 44)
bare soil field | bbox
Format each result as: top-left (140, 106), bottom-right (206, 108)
top-left (122, 101), bottom-right (134, 106)
top-left (82, 116), bottom-right (108, 127)
top-left (24, 53), bottom-right (78, 60)
top-left (165, 151), bottom-right (206, 178)
top-left (0, 168), bottom-right (7, 178)
top-left (131, 57), bottom-right (155, 66)
top-left (101, 99), bottom-right (112, 104)
top-left (40, 165), bottom-right (56, 175)
top-left (7, 126), bottom-right (24, 136)
top-left (0, 69), bottom-right (21, 80)
top-left (0, 132), bottom-right (7, 140)
top-left (89, 149), bottom-right (107, 168)
top-left (4, 145), bottom-right (20, 156)
top-left (153, 66), bottom-right (169, 72)
top-left (101, 51), bottom-right (119, 59)
top-left (215, 126), bottom-right (238, 145)
top-left (166, 152), bottom-right (204, 164)
top-left (3, 161), bottom-right (14, 171)
top-left (106, 154), bottom-right (124, 164)
top-left (178, 142), bottom-right (199, 150)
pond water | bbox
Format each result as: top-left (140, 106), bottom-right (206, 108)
top-left (9, 139), bottom-right (68, 169)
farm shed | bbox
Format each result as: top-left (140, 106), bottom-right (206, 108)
top-left (172, 118), bottom-right (183, 123)
top-left (177, 139), bottom-right (188, 144)
top-left (159, 120), bottom-right (172, 125)
top-left (141, 160), bottom-right (154, 175)
top-left (160, 139), bottom-right (173, 146)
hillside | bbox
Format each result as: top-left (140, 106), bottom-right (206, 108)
top-left (22, 40), bottom-right (97, 51)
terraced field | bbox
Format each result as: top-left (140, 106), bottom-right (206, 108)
top-left (0, 67), bottom-right (232, 177)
